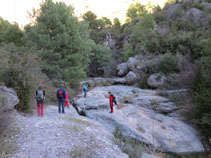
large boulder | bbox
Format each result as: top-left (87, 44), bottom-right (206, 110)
top-left (132, 95), bottom-right (178, 114)
top-left (117, 63), bottom-right (128, 77)
top-left (0, 86), bottom-right (19, 112)
top-left (126, 71), bottom-right (137, 85)
top-left (166, 3), bottom-right (183, 19)
top-left (147, 74), bottom-right (166, 89)
top-left (185, 8), bottom-right (204, 26)
top-left (74, 85), bottom-right (204, 153)
top-left (127, 57), bottom-right (137, 71)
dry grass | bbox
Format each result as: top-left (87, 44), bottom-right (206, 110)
top-left (60, 116), bottom-right (92, 126)
top-left (137, 127), bottom-right (146, 133)
top-left (69, 146), bottom-right (92, 158)
top-left (124, 96), bottom-right (132, 103)
top-left (65, 125), bottom-right (83, 132)
top-left (116, 103), bottom-right (125, 110)
top-left (0, 113), bottom-right (19, 158)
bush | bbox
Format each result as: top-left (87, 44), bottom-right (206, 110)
top-left (192, 37), bottom-right (211, 137)
top-left (122, 44), bottom-right (134, 61)
top-left (158, 53), bottom-right (179, 74)
top-left (0, 44), bottom-right (42, 112)
top-left (113, 126), bottom-right (142, 158)
top-left (193, 2), bottom-right (205, 10)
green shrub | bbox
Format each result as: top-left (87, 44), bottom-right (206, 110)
top-left (122, 44), bottom-right (134, 61)
top-left (139, 75), bottom-right (150, 89)
top-left (193, 2), bottom-right (205, 10)
top-left (113, 126), bottom-right (142, 158)
top-left (158, 53), bottom-right (179, 74)
top-left (192, 38), bottom-right (211, 137)
top-left (0, 44), bottom-right (42, 112)
top-left (0, 96), bottom-right (6, 109)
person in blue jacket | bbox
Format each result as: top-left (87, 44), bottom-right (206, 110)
top-left (56, 84), bottom-right (66, 113)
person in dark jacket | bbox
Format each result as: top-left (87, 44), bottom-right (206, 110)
top-left (56, 84), bottom-right (66, 114)
top-left (36, 85), bottom-right (45, 117)
top-left (108, 92), bottom-right (115, 113)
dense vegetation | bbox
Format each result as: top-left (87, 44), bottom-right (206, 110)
top-left (0, 0), bottom-right (210, 138)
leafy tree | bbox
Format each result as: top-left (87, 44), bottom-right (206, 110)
top-left (0, 17), bottom-right (23, 46)
top-left (88, 44), bottom-right (110, 76)
top-left (23, 0), bottom-right (92, 86)
top-left (101, 17), bottom-right (112, 28)
top-left (126, 2), bottom-right (147, 22)
top-left (192, 38), bottom-right (211, 137)
top-left (82, 11), bottom-right (107, 43)
top-left (131, 14), bottom-right (159, 53)
top-left (0, 43), bottom-right (41, 112)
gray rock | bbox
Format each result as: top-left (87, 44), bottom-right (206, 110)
top-left (127, 57), bottom-right (137, 71)
top-left (147, 74), bottom-right (166, 89)
top-left (113, 77), bottom-right (127, 84)
top-left (142, 152), bottom-right (160, 158)
top-left (132, 95), bottom-right (178, 114)
top-left (166, 3), bottom-right (183, 19)
top-left (0, 86), bottom-right (19, 112)
top-left (185, 8), bottom-right (203, 26)
top-left (126, 71), bottom-right (137, 85)
top-left (74, 85), bottom-right (204, 153)
top-left (157, 24), bottom-right (170, 37)
top-left (202, 2), bottom-right (211, 9)
top-left (117, 63), bottom-right (128, 77)
top-left (104, 33), bottom-right (116, 50)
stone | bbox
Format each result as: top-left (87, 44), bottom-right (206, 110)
top-left (74, 85), bottom-right (204, 153)
top-left (147, 74), bottom-right (166, 89)
top-left (0, 86), bottom-right (19, 112)
top-left (185, 8), bottom-right (204, 26)
top-left (126, 71), bottom-right (137, 85)
top-left (127, 57), bottom-right (137, 71)
top-left (117, 63), bottom-right (128, 77)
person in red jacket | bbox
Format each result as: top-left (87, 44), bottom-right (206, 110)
top-left (108, 92), bottom-right (115, 113)
top-left (64, 92), bottom-right (70, 108)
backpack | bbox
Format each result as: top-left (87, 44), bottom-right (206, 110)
top-left (58, 90), bottom-right (64, 98)
top-left (83, 85), bottom-right (87, 91)
top-left (112, 95), bottom-right (117, 105)
top-left (37, 90), bottom-right (44, 101)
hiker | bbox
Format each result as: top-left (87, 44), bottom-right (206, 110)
top-left (64, 91), bottom-right (70, 108)
top-left (108, 92), bottom-right (116, 113)
top-left (56, 84), bottom-right (66, 114)
top-left (82, 83), bottom-right (88, 98)
top-left (36, 85), bottom-right (45, 117)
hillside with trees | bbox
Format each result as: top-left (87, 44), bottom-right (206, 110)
top-left (0, 0), bottom-right (211, 157)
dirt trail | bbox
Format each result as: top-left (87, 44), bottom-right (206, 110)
top-left (10, 105), bottom-right (127, 158)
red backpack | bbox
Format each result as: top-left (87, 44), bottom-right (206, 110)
top-left (58, 90), bottom-right (64, 98)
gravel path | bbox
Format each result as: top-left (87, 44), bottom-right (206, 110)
top-left (11, 105), bottom-right (128, 158)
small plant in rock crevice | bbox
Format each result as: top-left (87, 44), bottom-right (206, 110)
top-left (113, 126), bottom-right (142, 158)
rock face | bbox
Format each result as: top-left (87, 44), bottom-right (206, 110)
top-left (74, 85), bottom-right (204, 153)
top-left (104, 33), bottom-right (116, 50)
top-left (185, 8), bottom-right (204, 26)
top-left (0, 86), bottom-right (19, 112)
top-left (147, 74), bottom-right (166, 89)
top-left (126, 71), bottom-right (137, 85)
top-left (127, 57), bottom-right (137, 71)
top-left (117, 63), bottom-right (128, 77)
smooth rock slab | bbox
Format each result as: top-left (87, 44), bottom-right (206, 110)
top-left (75, 85), bottom-right (204, 153)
